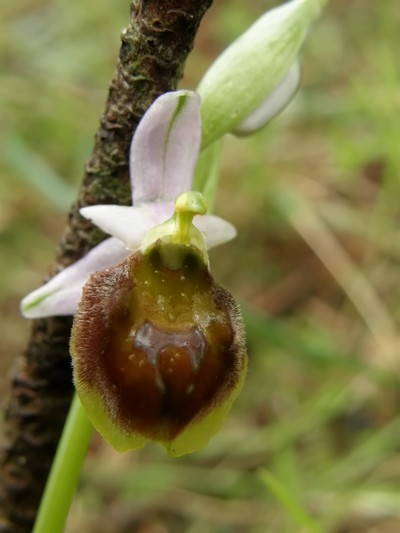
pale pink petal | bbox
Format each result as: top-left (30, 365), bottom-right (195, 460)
top-left (21, 238), bottom-right (129, 318)
top-left (80, 204), bottom-right (173, 249)
top-left (195, 215), bottom-right (237, 249)
top-left (130, 91), bottom-right (201, 204)
top-left (145, 201), bottom-right (175, 220)
top-left (234, 60), bottom-right (301, 136)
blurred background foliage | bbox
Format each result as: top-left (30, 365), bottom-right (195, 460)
top-left (1, 0), bottom-right (400, 531)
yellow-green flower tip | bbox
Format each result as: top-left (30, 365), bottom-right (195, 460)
top-left (175, 191), bottom-right (207, 216)
top-left (71, 244), bottom-right (247, 456)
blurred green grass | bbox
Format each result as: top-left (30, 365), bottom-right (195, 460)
top-left (2, 0), bottom-right (400, 531)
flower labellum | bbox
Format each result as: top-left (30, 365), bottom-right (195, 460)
top-left (71, 192), bottom-right (247, 456)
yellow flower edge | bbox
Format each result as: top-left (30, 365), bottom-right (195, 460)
top-left (71, 338), bottom-right (247, 457)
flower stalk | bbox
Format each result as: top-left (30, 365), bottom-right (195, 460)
top-left (32, 395), bottom-right (92, 533)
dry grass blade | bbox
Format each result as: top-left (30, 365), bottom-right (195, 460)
top-left (271, 181), bottom-right (400, 376)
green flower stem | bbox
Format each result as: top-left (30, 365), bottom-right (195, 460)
top-left (33, 393), bottom-right (93, 533)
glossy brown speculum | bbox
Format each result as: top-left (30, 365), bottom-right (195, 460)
top-left (72, 244), bottom-right (243, 441)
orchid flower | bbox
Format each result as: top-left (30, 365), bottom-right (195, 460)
top-left (21, 91), bottom-right (236, 319)
top-left (21, 90), bottom-right (247, 457)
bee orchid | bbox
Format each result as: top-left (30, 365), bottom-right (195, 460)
top-left (21, 91), bottom-right (246, 456)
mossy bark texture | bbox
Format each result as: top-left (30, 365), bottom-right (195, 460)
top-left (0, 1), bottom-right (213, 530)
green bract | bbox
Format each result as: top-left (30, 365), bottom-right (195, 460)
top-left (198, 0), bottom-right (328, 148)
